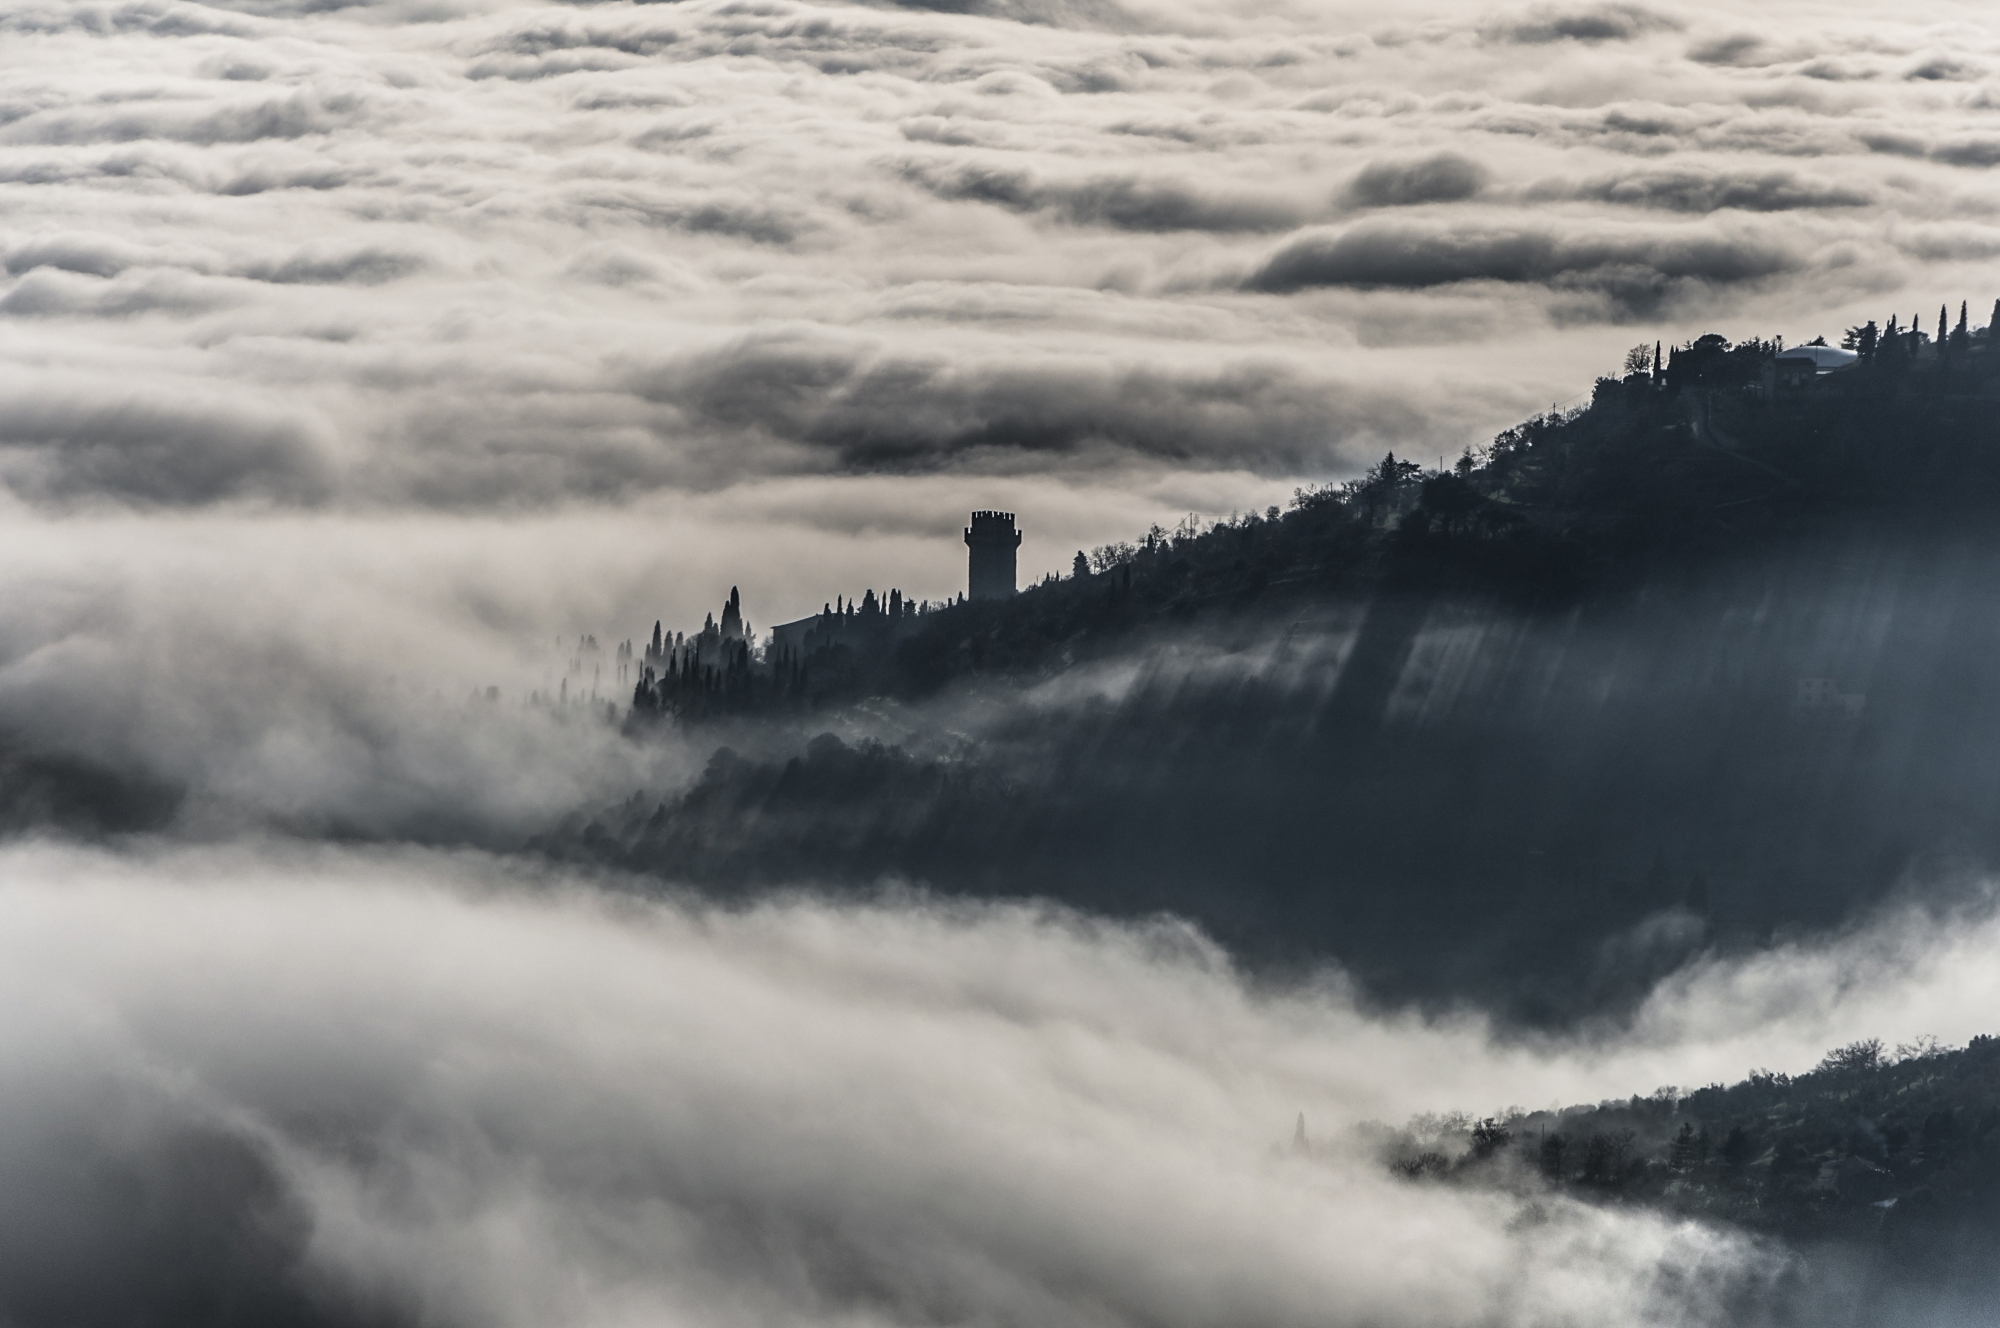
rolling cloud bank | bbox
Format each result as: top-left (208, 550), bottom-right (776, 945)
top-left (8, 0), bottom-right (2000, 528)
top-left (8, 0), bottom-right (2000, 1322)
top-left (3, 841), bottom-right (1998, 1328)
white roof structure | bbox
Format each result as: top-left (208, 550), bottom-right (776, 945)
top-left (1775, 345), bottom-right (1859, 374)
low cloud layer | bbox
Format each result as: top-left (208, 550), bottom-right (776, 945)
top-left (0, 839), bottom-right (1992, 1328)
top-left (0, 0), bottom-right (1996, 519)
top-left (1483, 3), bottom-right (1683, 45)
top-left (1529, 168), bottom-right (1875, 214)
top-left (1346, 153), bottom-right (1490, 209)
top-left (1244, 217), bottom-right (1803, 315)
top-left (899, 159), bottom-right (1312, 233)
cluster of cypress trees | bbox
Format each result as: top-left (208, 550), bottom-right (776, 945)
top-left (1842, 297), bottom-right (1999, 361)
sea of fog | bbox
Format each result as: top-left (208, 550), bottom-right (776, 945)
top-left (0, 838), bottom-right (1993, 1326)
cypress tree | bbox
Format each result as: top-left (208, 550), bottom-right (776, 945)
top-left (1879, 315), bottom-right (1906, 376)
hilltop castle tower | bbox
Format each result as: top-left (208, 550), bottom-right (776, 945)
top-left (965, 511), bottom-right (1021, 601)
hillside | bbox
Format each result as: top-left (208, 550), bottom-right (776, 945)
top-left (629, 326), bottom-right (2000, 720)
top-left (547, 328), bottom-right (2000, 1024)
top-left (1375, 1034), bottom-right (2000, 1295)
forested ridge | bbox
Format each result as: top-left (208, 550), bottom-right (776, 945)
top-left (1374, 1033), bottom-right (2000, 1287)
top-left (616, 324), bottom-right (2000, 725)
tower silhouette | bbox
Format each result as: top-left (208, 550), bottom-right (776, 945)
top-left (964, 511), bottom-right (1021, 601)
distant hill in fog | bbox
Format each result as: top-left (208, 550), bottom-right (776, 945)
top-left (1370, 1032), bottom-right (2000, 1312)
top-left (553, 330), bottom-right (2000, 1024)
top-left (632, 325), bottom-right (2000, 717)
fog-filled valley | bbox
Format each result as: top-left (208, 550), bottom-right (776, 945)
top-left (14, 0), bottom-right (2000, 1320)
top-left (10, 389), bottom-right (2000, 1323)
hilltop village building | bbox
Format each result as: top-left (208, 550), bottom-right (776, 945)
top-left (624, 512), bottom-right (1023, 717)
top-left (1765, 344), bottom-right (1860, 395)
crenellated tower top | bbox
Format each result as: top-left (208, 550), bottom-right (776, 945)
top-left (965, 511), bottom-right (1021, 600)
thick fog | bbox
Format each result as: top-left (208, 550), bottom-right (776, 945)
top-left (0, 838), bottom-right (1994, 1328)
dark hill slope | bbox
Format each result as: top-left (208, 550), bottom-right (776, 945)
top-left (843, 336), bottom-right (2000, 705)
top-left (1380, 1034), bottom-right (2000, 1318)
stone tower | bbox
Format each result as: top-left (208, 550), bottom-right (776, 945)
top-left (965, 511), bottom-right (1021, 601)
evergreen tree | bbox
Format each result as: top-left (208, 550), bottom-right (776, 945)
top-left (1370, 452), bottom-right (1423, 488)
top-left (1668, 1122), bottom-right (1696, 1172)
top-left (1954, 300), bottom-right (1971, 352)
top-left (1073, 550), bottom-right (1091, 579)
